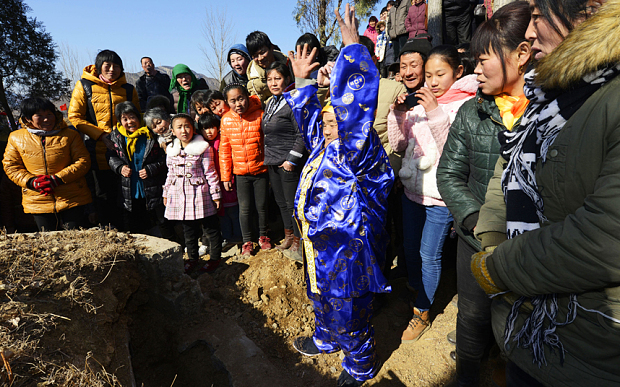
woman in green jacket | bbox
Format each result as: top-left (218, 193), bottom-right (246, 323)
top-left (472, 0), bottom-right (620, 385)
top-left (436, 2), bottom-right (532, 385)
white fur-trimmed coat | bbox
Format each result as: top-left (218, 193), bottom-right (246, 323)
top-left (387, 74), bottom-right (478, 205)
top-left (163, 135), bottom-right (221, 220)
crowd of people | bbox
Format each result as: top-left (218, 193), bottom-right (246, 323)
top-left (2, 0), bottom-right (620, 386)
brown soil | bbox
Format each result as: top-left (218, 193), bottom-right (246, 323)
top-left (194, 236), bottom-right (502, 387)
top-left (199, 244), bottom-right (457, 386)
top-left (0, 229), bottom-right (141, 386)
top-left (1, 230), bottom-right (503, 387)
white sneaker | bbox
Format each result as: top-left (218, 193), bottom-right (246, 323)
top-left (198, 245), bottom-right (209, 256)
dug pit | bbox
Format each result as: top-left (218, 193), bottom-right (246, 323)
top-left (2, 230), bottom-right (502, 387)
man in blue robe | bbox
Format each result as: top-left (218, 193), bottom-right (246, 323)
top-left (285, 5), bottom-right (394, 386)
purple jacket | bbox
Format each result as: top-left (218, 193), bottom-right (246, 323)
top-left (405, 2), bottom-right (427, 39)
top-left (163, 135), bottom-right (221, 220)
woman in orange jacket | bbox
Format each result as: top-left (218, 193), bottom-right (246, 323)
top-left (219, 83), bottom-right (270, 256)
top-left (68, 49), bottom-right (140, 229)
top-left (3, 98), bottom-right (92, 231)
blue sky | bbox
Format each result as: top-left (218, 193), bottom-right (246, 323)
top-left (26, 0), bottom-right (382, 80)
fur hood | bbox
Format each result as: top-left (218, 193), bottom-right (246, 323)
top-left (167, 134), bottom-right (209, 156)
top-left (536, 0), bottom-right (620, 90)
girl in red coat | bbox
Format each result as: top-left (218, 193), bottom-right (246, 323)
top-left (219, 84), bottom-right (270, 256)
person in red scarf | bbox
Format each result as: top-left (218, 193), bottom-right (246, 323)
top-left (436, 2), bottom-right (532, 385)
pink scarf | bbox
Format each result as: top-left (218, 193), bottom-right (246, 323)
top-left (99, 74), bottom-right (114, 84)
top-left (436, 75), bottom-right (479, 104)
top-left (437, 88), bottom-right (476, 104)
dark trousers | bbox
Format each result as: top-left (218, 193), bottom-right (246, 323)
top-left (391, 34), bottom-right (409, 60)
top-left (268, 165), bottom-right (301, 237)
top-left (87, 169), bottom-right (122, 229)
top-left (33, 205), bottom-right (86, 231)
top-left (444, 11), bottom-right (473, 46)
top-left (123, 199), bottom-right (177, 242)
top-left (182, 215), bottom-right (222, 261)
top-left (236, 173), bottom-right (269, 242)
top-left (455, 237), bottom-right (492, 385)
top-left (456, 237), bottom-right (493, 361)
top-left (506, 361), bottom-right (545, 387)
top-left (383, 183), bottom-right (405, 279)
top-left (219, 205), bottom-right (242, 242)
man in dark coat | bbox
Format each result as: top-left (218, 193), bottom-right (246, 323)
top-left (442, 0), bottom-right (476, 46)
top-left (136, 57), bottom-right (174, 111)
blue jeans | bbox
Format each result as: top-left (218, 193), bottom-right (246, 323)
top-left (402, 196), bottom-right (453, 311)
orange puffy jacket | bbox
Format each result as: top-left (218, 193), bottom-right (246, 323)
top-left (219, 95), bottom-right (267, 181)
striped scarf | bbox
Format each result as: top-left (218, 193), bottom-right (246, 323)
top-left (498, 64), bottom-right (620, 366)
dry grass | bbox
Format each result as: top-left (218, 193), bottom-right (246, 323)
top-left (0, 228), bottom-right (139, 386)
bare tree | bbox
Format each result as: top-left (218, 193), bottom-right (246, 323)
top-left (293, 0), bottom-right (379, 46)
top-left (57, 42), bottom-right (83, 88)
top-left (201, 6), bottom-right (237, 84)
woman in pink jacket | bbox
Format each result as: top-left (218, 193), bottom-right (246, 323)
top-left (387, 45), bottom-right (477, 343)
top-left (363, 16), bottom-right (379, 45)
top-left (405, 0), bottom-right (427, 39)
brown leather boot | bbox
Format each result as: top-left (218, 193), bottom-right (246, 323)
top-left (276, 229), bottom-right (294, 250)
top-left (283, 236), bottom-right (303, 262)
top-left (401, 307), bottom-right (430, 343)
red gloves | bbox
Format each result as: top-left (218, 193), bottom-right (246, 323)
top-left (28, 175), bottom-right (63, 196)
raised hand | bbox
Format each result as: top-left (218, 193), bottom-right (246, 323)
top-left (317, 61), bottom-right (335, 88)
top-left (335, 3), bottom-right (360, 47)
top-left (288, 43), bottom-right (321, 79)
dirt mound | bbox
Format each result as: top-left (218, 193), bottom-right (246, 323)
top-left (0, 229), bottom-right (140, 386)
top-left (197, 245), bottom-right (465, 387)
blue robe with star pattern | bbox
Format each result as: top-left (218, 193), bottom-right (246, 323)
top-left (285, 44), bottom-right (394, 299)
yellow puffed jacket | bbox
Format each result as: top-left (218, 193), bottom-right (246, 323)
top-left (68, 65), bottom-right (140, 170)
top-left (2, 112), bottom-right (92, 214)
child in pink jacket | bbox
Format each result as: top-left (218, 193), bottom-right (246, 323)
top-left (197, 113), bottom-right (242, 246)
top-left (163, 113), bottom-right (223, 274)
top-left (387, 45), bottom-right (477, 343)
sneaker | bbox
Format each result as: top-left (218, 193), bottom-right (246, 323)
top-left (241, 241), bottom-right (253, 257)
top-left (258, 235), bottom-right (271, 250)
top-left (198, 245), bottom-right (209, 256)
top-left (183, 259), bottom-right (200, 274)
top-left (292, 336), bottom-right (320, 357)
top-left (337, 370), bottom-right (363, 387)
top-left (401, 307), bottom-right (431, 343)
top-left (283, 236), bottom-right (303, 261)
top-left (447, 330), bottom-right (456, 345)
top-left (198, 259), bottom-right (221, 274)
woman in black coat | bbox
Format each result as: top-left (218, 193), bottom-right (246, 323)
top-left (262, 62), bottom-right (306, 260)
top-left (108, 101), bottom-right (175, 240)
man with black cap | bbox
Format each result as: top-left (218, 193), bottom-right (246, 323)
top-left (396, 38), bottom-right (433, 95)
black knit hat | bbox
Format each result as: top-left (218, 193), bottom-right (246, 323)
top-left (399, 37), bottom-right (433, 59)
